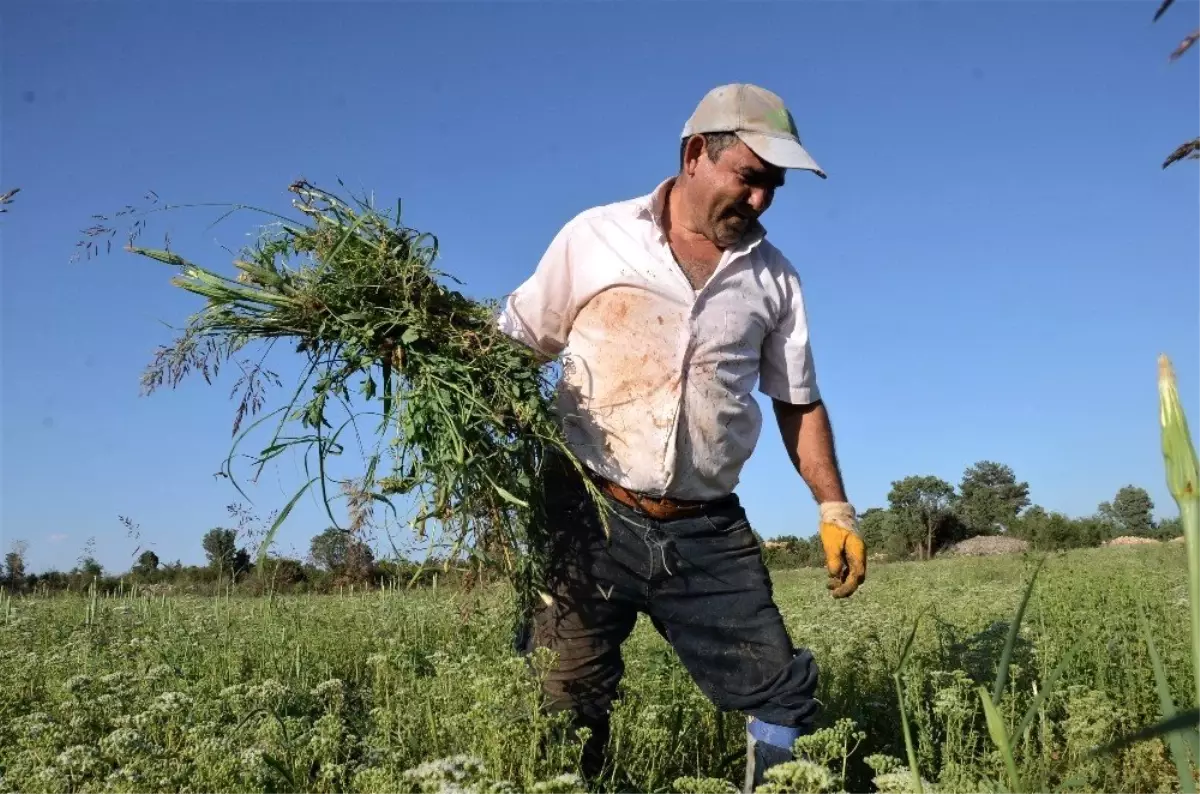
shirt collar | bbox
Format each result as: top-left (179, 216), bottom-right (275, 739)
top-left (638, 177), bottom-right (768, 256)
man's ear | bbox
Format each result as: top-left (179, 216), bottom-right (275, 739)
top-left (682, 134), bottom-right (706, 176)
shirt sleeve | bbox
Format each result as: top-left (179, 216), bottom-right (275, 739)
top-left (758, 262), bottom-right (821, 405)
top-left (496, 220), bottom-right (579, 358)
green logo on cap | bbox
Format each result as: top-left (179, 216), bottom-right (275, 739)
top-left (768, 108), bottom-right (798, 136)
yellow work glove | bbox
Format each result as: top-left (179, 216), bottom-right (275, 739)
top-left (819, 502), bottom-right (867, 598)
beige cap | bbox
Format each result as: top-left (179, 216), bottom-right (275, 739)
top-left (681, 83), bottom-right (826, 179)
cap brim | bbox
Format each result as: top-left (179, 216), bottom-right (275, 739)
top-left (737, 131), bottom-right (827, 179)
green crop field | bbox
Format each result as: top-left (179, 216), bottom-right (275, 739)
top-left (0, 544), bottom-right (1193, 794)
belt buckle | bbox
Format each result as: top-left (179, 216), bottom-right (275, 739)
top-left (637, 492), bottom-right (675, 520)
top-left (595, 474), bottom-right (702, 520)
top-left (636, 490), bottom-right (697, 521)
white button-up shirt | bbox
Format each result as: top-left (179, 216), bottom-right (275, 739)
top-left (497, 178), bottom-right (821, 501)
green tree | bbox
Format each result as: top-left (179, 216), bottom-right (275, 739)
top-left (1152, 515), bottom-right (1183, 540)
top-left (260, 556), bottom-right (306, 586)
top-left (201, 528), bottom-right (250, 581)
top-left (4, 541), bottom-right (27, 587)
top-left (888, 475), bottom-right (957, 560)
top-left (858, 507), bottom-right (909, 560)
top-left (955, 460), bottom-right (1030, 536)
top-left (202, 528), bottom-right (238, 573)
top-left (762, 535), bottom-right (821, 570)
top-left (1015, 507), bottom-right (1108, 550)
top-left (309, 528), bottom-right (375, 581)
top-left (857, 508), bottom-right (888, 546)
top-left (78, 558), bottom-right (103, 580)
top-left (1097, 485), bottom-right (1155, 537)
top-left (132, 550), bottom-right (159, 576)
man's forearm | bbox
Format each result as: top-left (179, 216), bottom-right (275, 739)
top-left (773, 398), bottom-right (848, 504)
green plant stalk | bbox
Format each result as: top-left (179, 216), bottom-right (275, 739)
top-left (1185, 496), bottom-right (1199, 706)
top-left (892, 672), bottom-right (923, 794)
top-left (1157, 354), bottom-right (1200, 710)
top-left (889, 609), bottom-right (928, 794)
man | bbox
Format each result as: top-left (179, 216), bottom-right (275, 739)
top-left (497, 83), bottom-right (867, 792)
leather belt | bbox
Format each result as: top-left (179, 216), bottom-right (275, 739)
top-left (590, 473), bottom-right (719, 521)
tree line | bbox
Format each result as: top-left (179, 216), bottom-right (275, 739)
top-left (1, 506), bottom-right (479, 597)
top-left (1, 460), bottom-right (1185, 595)
top-left (762, 460), bottom-right (1183, 569)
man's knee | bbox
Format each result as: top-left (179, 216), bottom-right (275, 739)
top-left (523, 602), bottom-right (628, 717)
top-left (746, 646), bottom-right (821, 731)
top-left (539, 647), bottom-right (624, 720)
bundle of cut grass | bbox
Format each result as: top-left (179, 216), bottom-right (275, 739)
top-left (88, 180), bottom-right (604, 618)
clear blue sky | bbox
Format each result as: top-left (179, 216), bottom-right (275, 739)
top-left (3, 1), bottom-right (1197, 575)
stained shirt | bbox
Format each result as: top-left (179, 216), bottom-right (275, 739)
top-left (496, 177), bottom-right (821, 500)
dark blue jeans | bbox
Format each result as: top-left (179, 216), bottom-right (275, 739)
top-left (517, 454), bottom-right (820, 778)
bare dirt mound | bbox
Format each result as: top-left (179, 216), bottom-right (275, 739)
top-left (1104, 536), bottom-right (1161, 547)
top-left (944, 535), bottom-right (1030, 557)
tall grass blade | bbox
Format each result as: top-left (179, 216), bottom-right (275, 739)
top-left (1015, 627), bottom-right (1091, 740)
top-left (890, 606), bottom-right (932, 794)
top-left (255, 476), bottom-right (318, 568)
top-left (1138, 600), bottom-right (1197, 793)
top-left (1089, 710), bottom-right (1200, 757)
top-left (486, 475), bottom-right (530, 508)
top-left (220, 406), bottom-right (288, 501)
top-left (892, 672), bottom-right (923, 794)
top-left (897, 606), bottom-right (928, 670)
top-left (992, 554), bottom-right (1047, 705)
top-left (978, 686), bottom-right (1023, 793)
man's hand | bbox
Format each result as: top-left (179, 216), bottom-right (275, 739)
top-left (772, 399), bottom-right (865, 596)
top-left (818, 502), bottom-right (866, 598)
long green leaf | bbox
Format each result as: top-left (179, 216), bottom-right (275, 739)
top-left (250, 440), bottom-right (302, 468)
top-left (368, 492), bottom-right (400, 522)
top-left (255, 477), bottom-right (318, 568)
top-left (994, 554), bottom-right (1048, 705)
top-left (1138, 601), bottom-right (1197, 793)
top-left (1090, 709), bottom-right (1200, 757)
top-left (325, 208), bottom-right (371, 265)
top-left (126, 245), bottom-right (193, 268)
top-left (979, 685), bottom-right (1023, 793)
top-left (1015, 627), bottom-right (1090, 740)
top-left (485, 474), bottom-right (529, 508)
top-left (260, 753), bottom-right (295, 790)
top-left (897, 611), bottom-right (923, 671)
top-left (893, 673), bottom-right (923, 794)
top-left (313, 418), bottom-right (338, 531)
top-left (221, 406), bottom-right (288, 502)
top-left (252, 358), bottom-right (320, 484)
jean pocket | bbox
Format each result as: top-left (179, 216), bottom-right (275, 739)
top-left (700, 509), bottom-right (752, 537)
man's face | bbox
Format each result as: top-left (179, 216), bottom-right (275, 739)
top-left (684, 136), bottom-right (785, 248)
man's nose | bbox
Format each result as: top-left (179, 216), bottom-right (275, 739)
top-left (747, 187), bottom-right (773, 213)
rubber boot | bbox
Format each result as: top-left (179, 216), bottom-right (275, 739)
top-left (742, 716), bottom-right (801, 793)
